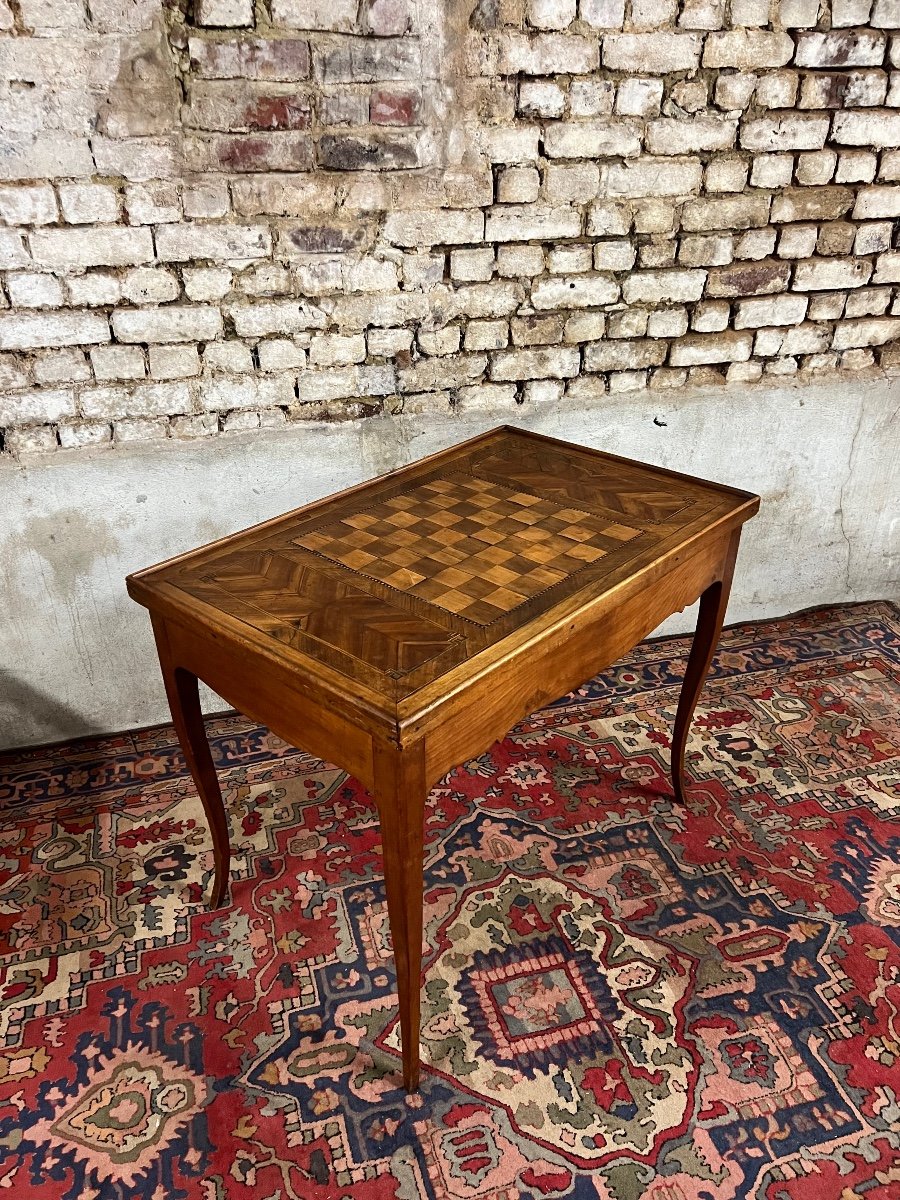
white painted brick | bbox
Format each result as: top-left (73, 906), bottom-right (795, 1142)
top-left (183, 181), bottom-right (230, 219)
top-left (579, 0), bottom-right (625, 28)
top-left (646, 116), bottom-right (738, 155)
top-left (296, 365), bottom-right (394, 403)
top-left (184, 268), bottom-right (233, 302)
top-left (0, 184), bottom-right (57, 225)
top-left (632, 0), bottom-right (677, 27)
top-left (543, 121), bottom-right (641, 159)
top-left (602, 157), bottom-right (702, 197)
top-left (113, 417), bottom-right (168, 442)
top-left (204, 342), bottom-right (254, 372)
top-left (258, 339), bottom-right (307, 371)
top-left (832, 0), bottom-right (872, 25)
top-left (531, 273), bottom-right (619, 309)
top-left (845, 287), bottom-right (891, 315)
top-left (741, 115), bottom-right (830, 151)
top-left (344, 258), bottom-right (398, 293)
top-left (271, 0), bottom-right (357, 30)
top-left (528, 0), bottom-right (576, 28)
top-left (485, 205), bottom-right (581, 242)
top-left (309, 333), bottom-right (367, 366)
top-left (702, 30), bottom-right (793, 68)
top-left (197, 0), bottom-right (254, 25)
top-left (647, 308), bottom-right (689, 337)
top-left (112, 306), bottom-right (223, 344)
top-left (81, 381), bottom-right (193, 419)
top-left (223, 409), bottom-right (261, 432)
top-left (58, 184), bottom-right (119, 225)
top-left (735, 294), bottom-right (809, 327)
top-left (464, 320), bottom-right (509, 350)
top-left (755, 71), bottom-right (798, 109)
top-left (715, 72), bottom-right (757, 110)
top-left (4, 425), bottom-right (59, 454)
top-left (149, 345), bottom-right (201, 380)
top-left (499, 33), bottom-right (600, 75)
top-left (594, 240), bottom-right (636, 271)
top-left (615, 78), bottom-right (663, 117)
top-left (489, 346), bottom-right (580, 380)
top-left (832, 110), bottom-right (900, 147)
top-left (125, 182), bottom-right (181, 225)
top-left (795, 32), bottom-right (886, 68)
top-left (705, 158), bottom-right (749, 193)
top-left (779, 0), bottom-right (821, 27)
top-left (155, 224), bottom-right (271, 262)
top-left (455, 384), bottom-right (518, 412)
top-left (603, 33), bottom-right (702, 73)
top-left (367, 327), bottom-right (414, 356)
top-left (523, 379), bottom-right (565, 404)
top-left (6, 273), bottom-right (64, 309)
top-left (91, 345), bottom-right (146, 381)
top-left (778, 225), bottom-right (818, 258)
top-left (397, 355), bottom-right (486, 392)
top-left (570, 80), bottom-right (615, 116)
top-left (30, 227), bottom-right (154, 270)
top-left (58, 421), bottom-right (112, 449)
top-left (622, 269), bottom-right (706, 304)
top-left (383, 209), bottom-right (484, 247)
top-left (483, 126), bottom-right (541, 164)
top-left (497, 168), bottom-right (541, 204)
top-left (545, 163), bottom-right (600, 203)
top-left (167, 413), bottom-right (216, 438)
top-left (122, 268), bottom-right (180, 305)
top-left (796, 151), bottom-right (837, 186)
top-left (0, 311), bottom-right (109, 350)
top-left (228, 301), bottom-right (326, 336)
top-left (0, 228), bottom-right (30, 268)
top-left (450, 248), bottom-right (495, 282)
top-left (683, 0), bottom-right (727, 21)
top-left (417, 327), bottom-right (461, 356)
top-left (832, 316), bottom-right (900, 347)
top-left (33, 349), bottom-right (90, 385)
top-left (562, 311), bottom-right (605, 342)
top-left (0, 387), bottom-right (74, 426)
top-left (519, 81), bottom-right (566, 119)
top-left (692, 300), bottom-right (731, 331)
top-left (67, 274), bottom-right (123, 308)
top-left (448, 282), bottom-right (524, 319)
top-left (682, 194), bottom-right (770, 230)
top-left (793, 258), bottom-right (873, 289)
top-left (669, 331), bottom-right (753, 365)
top-left (584, 338), bottom-right (667, 371)
top-left (201, 375), bottom-right (295, 411)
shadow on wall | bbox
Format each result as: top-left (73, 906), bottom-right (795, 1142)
top-left (0, 670), bottom-right (106, 751)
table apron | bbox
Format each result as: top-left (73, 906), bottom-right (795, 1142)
top-left (162, 616), bottom-right (377, 792)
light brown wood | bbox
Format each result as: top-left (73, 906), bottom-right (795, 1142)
top-left (127, 424), bottom-right (759, 1090)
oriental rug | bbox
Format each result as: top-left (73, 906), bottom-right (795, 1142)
top-left (0, 601), bottom-right (898, 1200)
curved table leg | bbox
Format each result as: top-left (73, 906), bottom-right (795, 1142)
top-left (151, 614), bottom-right (231, 909)
top-left (671, 532), bottom-right (741, 806)
top-left (373, 740), bottom-right (427, 1093)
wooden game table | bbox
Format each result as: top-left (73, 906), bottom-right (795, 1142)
top-left (127, 425), bottom-right (759, 1091)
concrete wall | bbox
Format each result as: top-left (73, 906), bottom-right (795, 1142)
top-left (2, 381), bottom-right (897, 749)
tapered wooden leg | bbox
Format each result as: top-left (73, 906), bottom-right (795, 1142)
top-left (151, 614), bottom-right (231, 909)
top-left (373, 740), bottom-right (427, 1093)
top-left (671, 531), bottom-right (741, 806)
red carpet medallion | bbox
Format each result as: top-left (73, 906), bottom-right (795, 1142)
top-left (0, 601), bottom-right (898, 1200)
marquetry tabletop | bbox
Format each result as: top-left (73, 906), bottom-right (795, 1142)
top-left (129, 425), bottom-right (757, 727)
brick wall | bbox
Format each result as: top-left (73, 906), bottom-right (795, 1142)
top-left (1, 0), bottom-right (899, 456)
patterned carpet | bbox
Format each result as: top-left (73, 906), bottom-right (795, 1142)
top-left (0, 602), bottom-right (898, 1200)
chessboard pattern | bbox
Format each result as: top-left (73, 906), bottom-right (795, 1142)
top-left (294, 472), bottom-right (644, 626)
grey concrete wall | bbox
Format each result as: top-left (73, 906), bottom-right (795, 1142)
top-left (1, 380), bottom-right (898, 750)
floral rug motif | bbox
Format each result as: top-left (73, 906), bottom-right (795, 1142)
top-left (0, 601), bottom-right (898, 1200)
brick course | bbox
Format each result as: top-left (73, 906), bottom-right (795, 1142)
top-left (1, 1), bottom-right (900, 454)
